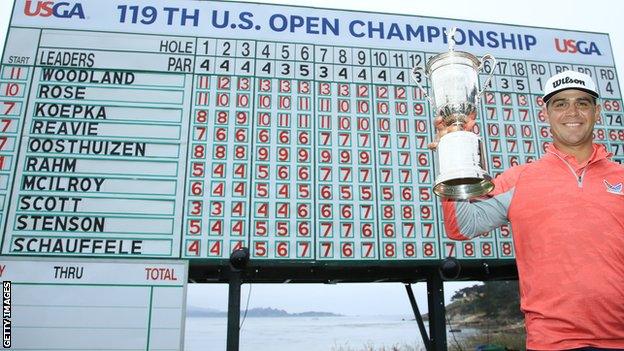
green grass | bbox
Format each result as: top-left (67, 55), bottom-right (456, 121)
top-left (449, 328), bottom-right (526, 351)
top-left (331, 342), bottom-right (424, 351)
top-left (329, 327), bottom-right (526, 351)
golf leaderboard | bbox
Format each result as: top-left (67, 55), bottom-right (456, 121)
top-left (1, 0), bottom-right (622, 262)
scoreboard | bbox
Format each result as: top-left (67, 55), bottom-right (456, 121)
top-left (1, 0), bottom-right (622, 263)
top-left (1, 257), bottom-right (187, 350)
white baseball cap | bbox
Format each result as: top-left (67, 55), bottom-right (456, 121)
top-left (543, 70), bottom-right (599, 103)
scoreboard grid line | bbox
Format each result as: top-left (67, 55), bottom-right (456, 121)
top-left (178, 35), bottom-right (197, 260)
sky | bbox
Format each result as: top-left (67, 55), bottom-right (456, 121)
top-left (1, 0), bottom-right (623, 318)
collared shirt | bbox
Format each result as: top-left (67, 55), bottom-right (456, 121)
top-left (442, 143), bottom-right (624, 350)
top-left (547, 143), bottom-right (609, 175)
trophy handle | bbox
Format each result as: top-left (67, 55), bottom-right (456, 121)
top-left (477, 54), bottom-right (497, 98)
top-left (411, 66), bottom-right (435, 107)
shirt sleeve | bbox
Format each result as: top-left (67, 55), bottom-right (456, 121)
top-left (441, 164), bottom-right (525, 240)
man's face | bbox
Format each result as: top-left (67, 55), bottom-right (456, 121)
top-left (543, 89), bottom-right (600, 150)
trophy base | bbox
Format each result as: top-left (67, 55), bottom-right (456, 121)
top-left (434, 131), bottom-right (494, 200)
top-left (434, 177), bottom-right (494, 200)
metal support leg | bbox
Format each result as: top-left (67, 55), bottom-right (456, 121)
top-left (405, 284), bottom-right (432, 351)
top-left (226, 267), bottom-right (242, 351)
top-left (226, 247), bottom-right (249, 351)
top-left (427, 273), bottom-right (447, 351)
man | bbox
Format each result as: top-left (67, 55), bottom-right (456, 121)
top-left (433, 70), bottom-right (624, 350)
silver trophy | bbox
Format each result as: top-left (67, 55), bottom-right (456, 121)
top-left (412, 27), bottom-right (497, 199)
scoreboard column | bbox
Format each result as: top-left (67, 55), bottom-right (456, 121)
top-left (315, 45), bottom-right (380, 260)
top-left (0, 28), bottom-right (38, 240)
top-left (184, 38), bottom-right (254, 258)
top-left (249, 41), bottom-right (316, 260)
top-left (410, 85), bottom-right (439, 260)
top-left (594, 66), bottom-right (624, 163)
top-left (3, 30), bottom-right (192, 257)
top-left (525, 60), bottom-right (550, 157)
top-left (482, 58), bottom-right (536, 259)
top-left (333, 46), bottom-right (378, 261)
top-left (371, 48), bottom-right (440, 260)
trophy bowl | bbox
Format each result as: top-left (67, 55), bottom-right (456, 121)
top-left (412, 49), bottom-right (497, 199)
top-left (426, 51), bottom-right (480, 126)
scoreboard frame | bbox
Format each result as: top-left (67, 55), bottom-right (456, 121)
top-left (0, 0), bottom-right (622, 281)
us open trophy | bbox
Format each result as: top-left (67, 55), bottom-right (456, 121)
top-left (412, 28), bottom-right (497, 199)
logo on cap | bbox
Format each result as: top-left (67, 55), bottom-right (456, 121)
top-left (552, 76), bottom-right (586, 89)
top-left (542, 71), bottom-right (599, 103)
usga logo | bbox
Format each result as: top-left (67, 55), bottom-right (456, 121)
top-left (23, 1), bottom-right (86, 19)
top-left (555, 38), bottom-right (602, 56)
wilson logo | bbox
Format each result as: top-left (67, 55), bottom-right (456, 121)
top-left (552, 76), bottom-right (586, 89)
top-left (23, 1), bottom-right (85, 19)
top-left (554, 39), bottom-right (602, 56)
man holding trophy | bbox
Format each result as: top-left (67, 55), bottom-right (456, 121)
top-left (419, 29), bottom-right (624, 350)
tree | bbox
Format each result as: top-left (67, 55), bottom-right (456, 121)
top-left (449, 280), bottom-right (523, 323)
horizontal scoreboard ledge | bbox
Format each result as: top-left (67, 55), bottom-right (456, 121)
top-left (188, 259), bottom-right (519, 283)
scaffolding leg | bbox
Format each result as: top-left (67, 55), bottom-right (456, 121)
top-left (405, 284), bottom-right (432, 351)
top-left (226, 268), bottom-right (242, 351)
top-left (427, 273), bottom-right (447, 351)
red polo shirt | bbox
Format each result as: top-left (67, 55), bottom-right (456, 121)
top-left (442, 144), bottom-right (624, 349)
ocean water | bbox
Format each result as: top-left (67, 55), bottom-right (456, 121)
top-left (184, 315), bottom-right (475, 351)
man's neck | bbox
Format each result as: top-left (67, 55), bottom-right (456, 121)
top-left (553, 142), bottom-right (594, 164)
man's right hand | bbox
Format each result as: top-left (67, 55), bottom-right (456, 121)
top-left (427, 114), bottom-right (477, 150)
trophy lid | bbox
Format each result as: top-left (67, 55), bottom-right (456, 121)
top-left (425, 51), bottom-right (481, 76)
